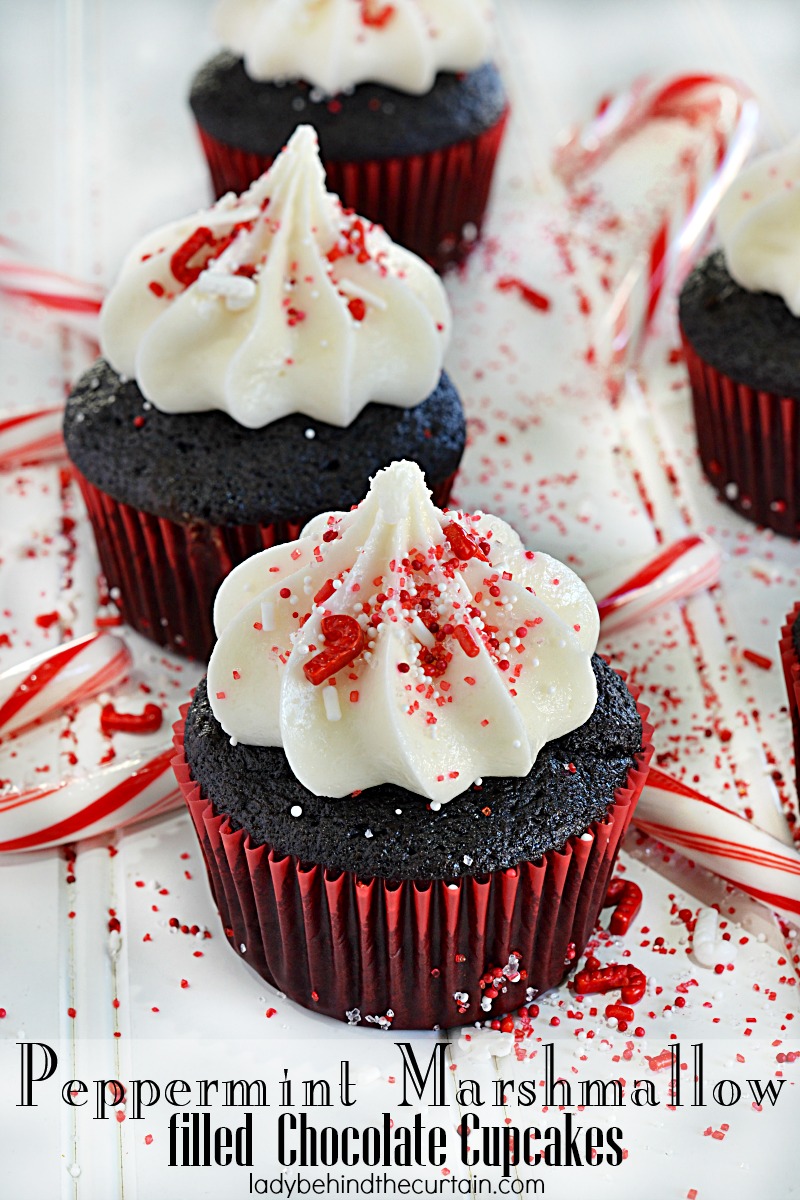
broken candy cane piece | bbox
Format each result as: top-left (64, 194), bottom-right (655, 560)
top-left (592, 534), bottom-right (722, 634)
top-left (0, 406), bottom-right (66, 471)
top-left (0, 632), bottom-right (132, 739)
top-left (635, 768), bottom-right (800, 918)
top-left (0, 743), bottom-right (180, 853)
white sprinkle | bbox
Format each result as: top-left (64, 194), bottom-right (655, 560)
top-left (512, 740), bottom-right (521, 749)
top-left (333, 579), bottom-right (343, 590)
top-left (230, 736), bottom-right (238, 747)
top-left (395, 809), bottom-right (402, 815)
top-left (260, 600), bottom-right (276, 630)
top-left (365, 829), bottom-right (373, 839)
top-left (304, 428), bottom-right (316, 439)
top-left (290, 805), bottom-right (303, 818)
top-left (195, 269), bottom-right (257, 311)
top-left (323, 685), bottom-right (342, 722)
top-left (475, 778), bottom-right (483, 785)
top-left (289, 594), bottom-right (298, 605)
top-left (430, 801), bottom-right (442, 812)
top-left (411, 615), bottom-right (435, 648)
top-left (240, 943), bottom-right (246, 953)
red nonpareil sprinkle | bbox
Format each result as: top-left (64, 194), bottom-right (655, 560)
top-left (495, 275), bottom-right (551, 312)
top-left (180, 980), bottom-right (189, 989)
top-left (67, 1008), bottom-right (76, 1019)
top-left (145, 1135), bottom-right (153, 1145)
top-left (348, 297), bottom-right (367, 322)
top-left (279, 587), bottom-right (291, 598)
top-left (100, 703), bottom-right (163, 736)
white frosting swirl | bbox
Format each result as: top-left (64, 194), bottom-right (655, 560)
top-left (208, 460), bottom-right (599, 803)
top-left (100, 126), bottom-right (450, 428)
top-left (717, 143), bottom-right (800, 316)
top-left (214, 0), bottom-right (495, 95)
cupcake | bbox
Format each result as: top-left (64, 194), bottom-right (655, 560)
top-left (64, 128), bottom-right (465, 661)
top-left (780, 603), bottom-right (800, 799)
top-left (189, 0), bottom-right (509, 271)
top-left (173, 460), bottom-right (653, 1029)
top-left (679, 143), bottom-right (800, 536)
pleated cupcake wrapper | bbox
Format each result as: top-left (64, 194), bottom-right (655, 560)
top-left (76, 470), bottom-right (457, 662)
top-left (779, 602), bottom-right (800, 801)
top-left (172, 679), bottom-right (653, 1030)
top-left (196, 109), bottom-right (510, 273)
top-left (681, 328), bottom-right (800, 538)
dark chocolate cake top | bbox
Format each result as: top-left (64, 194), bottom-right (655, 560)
top-left (679, 250), bottom-right (800, 401)
top-left (64, 359), bottom-right (465, 525)
top-left (190, 56), bottom-right (508, 161)
top-left (183, 656), bottom-right (644, 881)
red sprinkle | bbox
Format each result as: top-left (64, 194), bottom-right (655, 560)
top-left (453, 625), bottom-right (480, 658)
top-left (444, 522), bottom-right (488, 562)
top-left (742, 649), bottom-right (772, 671)
top-left (303, 614), bottom-right (365, 685)
top-left (603, 878), bottom-right (643, 936)
top-left (170, 226), bottom-right (216, 287)
top-left (495, 275), bottom-right (551, 312)
top-left (100, 703), bottom-right (163, 736)
top-left (574, 962), bottom-right (647, 1005)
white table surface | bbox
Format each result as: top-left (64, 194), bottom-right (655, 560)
top-left (1, 2), bottom-right (799, 1197)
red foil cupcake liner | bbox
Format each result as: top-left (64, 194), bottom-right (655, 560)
top-left (780, 602), bottom-right (800, 800)
top-left (172, 679), bottom-right (653, 1030)
top-left (681, 328), bottom-right (800, 537)
top-left (76, 470), bottom-right (457, 662)
top-left (196, 110), bottom-right (509, 272)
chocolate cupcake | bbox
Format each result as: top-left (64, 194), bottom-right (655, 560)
top-left (65, 128), bottom-right (465, 660)
top-left (173, 461), bottom-right (653, 1029)
top-left (189, 0), bottom-right (509, 270)
top-left (679, 144), bottom-right (800, 536)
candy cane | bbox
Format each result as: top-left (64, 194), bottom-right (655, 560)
top-left (591, 534), bottom-right (722, 633)
top-left (0, 745), bottom-right (181, 853)
top-left (0, 259), bottom-right (104, 317)
top-left (635, 768), bottom-right (800, 919)
top-left (0, 406), bottom-right (66, 470)
top-left (0, 632), bottom-right (132, 740)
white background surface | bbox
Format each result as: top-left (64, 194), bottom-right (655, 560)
top-left (1, 2), bottom-right (800, 1197)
